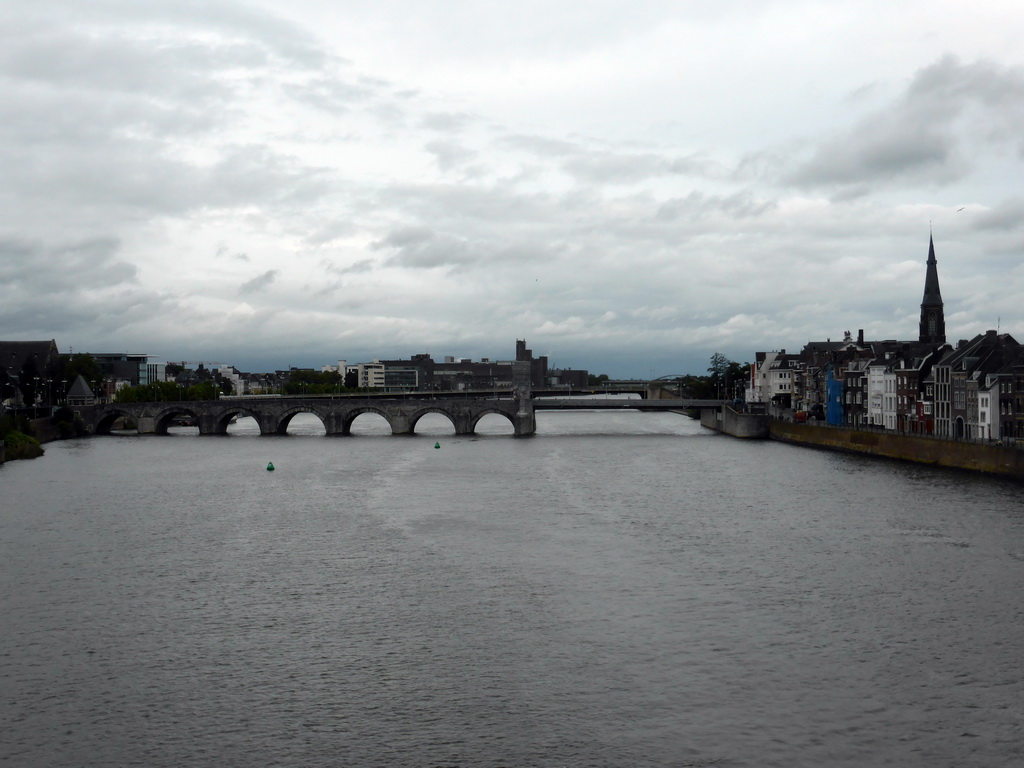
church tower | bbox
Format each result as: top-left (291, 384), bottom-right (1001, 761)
top-left (918, 234), bottom-right (946, 345)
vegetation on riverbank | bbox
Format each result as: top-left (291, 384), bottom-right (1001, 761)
top-left (589, 353), bottom-right (750, 399)
top-left (0, 415), bottom-right (44, 461)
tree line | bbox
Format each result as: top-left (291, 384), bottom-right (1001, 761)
top-left (587, 353), bottom-right (749, 399)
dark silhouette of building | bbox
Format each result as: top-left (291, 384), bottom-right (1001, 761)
top-left (919, 234), bottom-right (946, 346)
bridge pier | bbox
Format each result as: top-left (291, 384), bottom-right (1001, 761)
top-left (323, 412), bottom-right (347, 436)
top-left (389, 410), bottom-right (413, 435)
top-left (197, 413), bottom-right (221, 435)
top-left (513, 402), bottom-right (535, 436)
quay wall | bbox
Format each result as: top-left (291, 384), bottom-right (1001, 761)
top-left (770, 420), bottom-right (1024, 480)
top-left (29, 417), bottom-right (59, 444)
top-left (701, 408), bottom-right (770, 439)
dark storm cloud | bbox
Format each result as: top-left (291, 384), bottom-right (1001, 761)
top-left (0, 4), bottom-right (340, 231)
top-left (0, 138), bottom-right (332, 226)
top-left (240, 270), bottom-right (280, 294)
top-left (0, 236), bottom-right (171, 334)
top-left (373, 227), bottom-right (479, 269)
top-left (0, 237), bottom-right (137, 291)
top-left (788, 56), bottom-right (1024, 190)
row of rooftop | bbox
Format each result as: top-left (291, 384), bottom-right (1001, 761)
top-left (748, 236), bottom-right (1022, 442)
top-left (749, 328), bottom-right (1024, 442)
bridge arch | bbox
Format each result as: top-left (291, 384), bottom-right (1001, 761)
top-left (210, 405), bottom-right (266, 435)
top-left (408, 407), bottom-right (460, 435)
top-left (94, 407), bottom-right (141, 435)
top-left (339, 406), bottom-right (396, 436)
top-left (151, 406), bottom-right (201, 435)
top-left (345, 408), bottom-right (393, 435)
top-left (272, 405), bottom-right (331, 435)
top-left (469, 408), bottom-right (517, 434)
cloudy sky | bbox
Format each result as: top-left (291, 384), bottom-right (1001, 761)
top-left (3, 0), bottom-right (1023, 377)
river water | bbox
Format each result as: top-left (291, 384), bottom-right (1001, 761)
top-left (2, 410), bottom-right (1023, 767)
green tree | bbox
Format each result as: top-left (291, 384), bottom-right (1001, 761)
top-left (114, 378), bottom-right (184, 403)
top-left (724, 360), bottom-right (748, 400)
top-left (706, 353), bottom-right (749, 400)
top-left (284, 369), bottom-right (345, 395)
top-left (675, 374), bottom-right (715, 399)
top-left (188, 381), bottom-right (219, 401)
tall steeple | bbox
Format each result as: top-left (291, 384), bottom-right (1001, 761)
top-left (918, 234), bottom-right (945, 345)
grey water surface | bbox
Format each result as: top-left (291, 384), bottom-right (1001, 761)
top-left (2, 410), bottom-right (1023, 767)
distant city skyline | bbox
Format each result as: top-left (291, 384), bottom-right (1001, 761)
top-left (3, 2), bottom-right (1023, 378)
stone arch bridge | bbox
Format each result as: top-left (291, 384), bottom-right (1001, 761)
top-left (85, 394), bottom-right (537, 437)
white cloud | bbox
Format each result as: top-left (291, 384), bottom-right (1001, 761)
top-left (1, 1), bottom-right (1023, 376)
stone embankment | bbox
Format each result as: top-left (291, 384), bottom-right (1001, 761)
top-left (700, 406), bottom-right (771, 438)
top-left (769, 420), bottom-right (1024, 480)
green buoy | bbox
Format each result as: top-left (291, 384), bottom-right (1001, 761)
top-left (266, 461), bottom-right (275, 471)
top-left (434, 442), bottom-right (440, 449)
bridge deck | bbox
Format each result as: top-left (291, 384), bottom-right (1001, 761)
top-left (533, 399), bottom-right (721, 410)
top-left (86, 392), bottom-right (724, 438)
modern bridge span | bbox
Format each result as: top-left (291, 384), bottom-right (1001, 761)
top-left (82, 390), bottom-right (724, 438)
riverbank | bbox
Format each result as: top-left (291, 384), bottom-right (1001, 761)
top-left (769, 419), bottom-right (1024, 480)
top-left (0, 430), bottom-right (44, 462)
top-left (0, 415), bottom-right (60, 463)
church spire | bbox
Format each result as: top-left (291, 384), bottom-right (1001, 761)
top-left (919, 234), bottom-right (945, 345)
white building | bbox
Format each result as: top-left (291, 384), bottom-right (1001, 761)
top-left (977, 378), bottom-right (992, 441)
top-left (347, 361), bottom-right (385, 389)
top-left (748, 350), bottom-right (798, 406)
top-left (867, 360), bottom-right (887, 426)
top-left (882, 368), bottom-right (898, 430)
